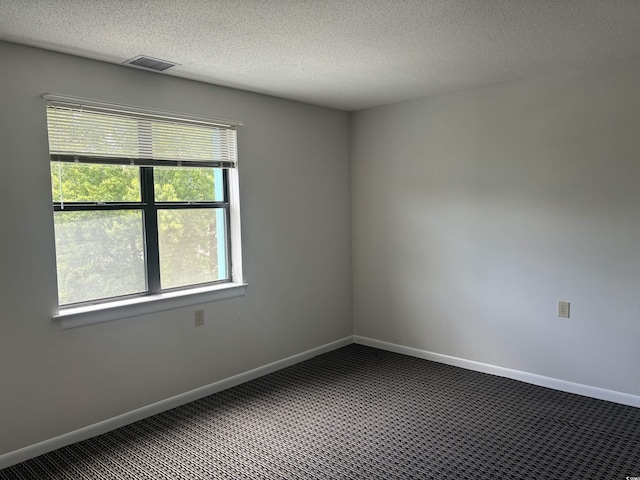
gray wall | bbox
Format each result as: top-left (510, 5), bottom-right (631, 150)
top-left (0, 41), bottom-right (352, 455)
top-left (351, 57), bottom-right (640, 397)
top-left (3, 38), bottom-right (640, 458)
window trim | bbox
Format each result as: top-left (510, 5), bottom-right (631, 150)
top-left (52, 166), bottom-right (246, 328)
top-left (55, 282), bottom-right (248, 330)
top-left (53, 166), bottom-right (233, 307)
top-left (46, 94), bottom-right (245, 326)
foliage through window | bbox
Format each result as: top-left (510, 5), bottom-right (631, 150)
top-left (46, 97), bottom-right (240, 306)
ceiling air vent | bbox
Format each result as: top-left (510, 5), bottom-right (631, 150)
top-left (123, 55), bottom-right (179, 72)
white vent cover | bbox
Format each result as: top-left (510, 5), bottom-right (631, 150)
top-left (123, 55), bottom-right (179, 72)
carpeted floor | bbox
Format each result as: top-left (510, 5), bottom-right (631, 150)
top-left (2, 344), bottom-right (640, 479)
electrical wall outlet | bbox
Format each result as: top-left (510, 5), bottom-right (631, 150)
top-left (194, 309), bottom-right (205, 326)
top-left (558, 301), bottom-right (570, 318)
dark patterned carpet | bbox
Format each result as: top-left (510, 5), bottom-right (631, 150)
top-left (2, 344), bottom-right (640, 479)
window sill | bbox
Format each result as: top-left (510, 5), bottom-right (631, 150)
top-left (54, 283), bottom-right (247, 330)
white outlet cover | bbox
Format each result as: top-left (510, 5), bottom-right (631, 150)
top-left (194, 309), bottom-right (205, 326)
top-left (558, 301), bottom-right (570, 318)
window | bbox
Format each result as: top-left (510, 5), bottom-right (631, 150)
top-left (46, 95), bottom-right (243, 310)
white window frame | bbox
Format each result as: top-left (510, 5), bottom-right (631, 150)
top-left (44, 94), bottom-right (246, 329)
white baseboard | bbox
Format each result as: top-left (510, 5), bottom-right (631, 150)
top-left (5, 334), bottom-right (637, 470)
top-left (0, 336), bottom-right (354, 470)
top-left (354, 335), bottom-right (640, 409)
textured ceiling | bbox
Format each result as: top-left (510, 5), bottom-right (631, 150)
top-left (1, 0), bottom-right (640, 111)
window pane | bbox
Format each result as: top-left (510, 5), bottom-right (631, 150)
top-left (158, 208), bottom-right (227, 289)
top-left (51, 162), bottom-right (140, 203)
top-left (54, 210), bottom-right (146, 305)
top-left (154, 167), bottom-right (223, 202)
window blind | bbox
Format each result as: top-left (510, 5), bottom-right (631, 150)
top-left (45, 97), bottom-right (238, 168)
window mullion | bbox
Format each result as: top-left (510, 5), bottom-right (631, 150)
top-left (222, 169), bottom-right (231, 281)
top-left (53, 203), bottom-right (144, 212)
top-left (141, 167), bottom-right (161, 294)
